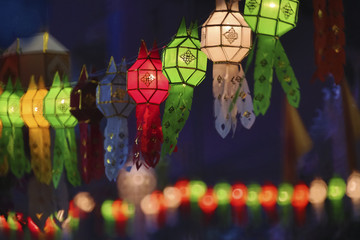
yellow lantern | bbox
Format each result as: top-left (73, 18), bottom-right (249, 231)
top-left (21, 75), bottom-right (52, 184)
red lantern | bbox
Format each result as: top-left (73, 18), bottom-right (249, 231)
top-left (127, 40), bottom-right (169, 169)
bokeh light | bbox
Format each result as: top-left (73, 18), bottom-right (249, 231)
top-left (214, 182), bottom-right (231, 205)
top-left (230, 183), bottom-right (248, 207)
top-left (101, 200), bottom-right (114, 221)
top-left (292, 183), bottom-right (309, 208)
top-left (163, 186), bottom-right (182, 209)
top-left (328, 176), bottom-right (346, 201)
top-left (246, 184), bottom-right (261, 207)
top-left (189, 180), bottom-right (207, 202)
top-left (198, 189), bottom-right (218, 214)
top-left (277, 183), bottom-right (293, 206)
top-left (73, 192), bottom-right (96, 213)
top-left (140, 194), bottom-right (160, 215)
top-left (347, 171), bottom-right (360, 200)
top-left (259, 183), bottom-right (277, 208)
top-left (309, 179), bottom-right (327, 205)
top-left (174, 180), bottom-right (190, 203)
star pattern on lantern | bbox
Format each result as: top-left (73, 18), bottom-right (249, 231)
top-left (141, 72), bottom-right (155, 87)
top-left (246, 0), bottom-right (259, 13)
top-left (58, 99), bottom-right (69, 113)
top-left (282, 2), bottom-right (294, 19)
top-left (111, 88), bottom-right (127, 100)
top-left (180, 50), bottom-right (196, 65)
top-left (223, 27), bottom-right (238, 44)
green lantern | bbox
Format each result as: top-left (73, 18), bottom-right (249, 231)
top-left (43, 72), bottom-right (80, 188)
top-left (161, 18), bottom-right (207, 157)
top-left (0, 78), bottom-right (30, 178)
top-left (243, 0), bottom-right (300, 115)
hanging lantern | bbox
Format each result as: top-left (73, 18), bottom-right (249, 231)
top-left (43, 72), bottom-right (81, 188)
top-left (127, 40), bottom-right (169, 168)
top-left (201, 0), bottom-right (255, 138)
top-left (0, 84), bottom-right (9, 177)
top-left (71, 66), bottom-right (104, 183)
top-left (243, 0), bottom-right (300, 115)
top-left (96, 57), bottom-right (135, 181)
top-left (20, 76), bottom-right (52, 184)
top-left (161, 18), bottom-right (207, 156)
top-left (0, 78), bottom-right (30, 178)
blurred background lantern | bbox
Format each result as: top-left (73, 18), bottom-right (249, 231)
top-left (0, 78), bottom-right (30, 179)
top-left (161, 18), bottom-right (207, 157)
top-left (127, 40), bottom-right (169, 168)
top-left (43, 72), bottom-right (81, 188)
top-left (71, 66), bottom-right (104, 183)
top-left (0, 83), bottom-right (9, 177)
top-left (96, 57), bottom-right (134, 181)
top-left (201, 0), bottom-right (255, 138)
top-left (21, 75), bottom-right (52, 184)
top-left (243, 0), bottom-right (300, 115)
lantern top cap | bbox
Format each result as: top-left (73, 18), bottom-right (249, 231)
top-left (63, 75), bottom-right (70, 87)
top-left (215, 0), bottom-right (239, 11)
top-left (14, 78), bottom-right (22, 91)
top-left (106, 56), bottom-right (117, 74)
top-left (149, 41), bottom-right (161, 59)
top-left (138, 40), bottom-right (149, 59)
top-left (28, 75), bottom-right (37, 90)
top-left (51, 72), bottom-right (61, 88)
top-left (119, 57), bottom-right (127, 73)
top-left (190, 21), bottom-right (199, 38)
top-left (79, 65), bottom-right (88, 83)
top-left (38, 76), bottom-right (46, 89)
top-left (5, 77), bottom-right (13, 91)
top-left (176, 17), bottom-right (187, 37)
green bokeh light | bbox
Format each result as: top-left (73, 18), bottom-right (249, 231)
top-left (328, 177), bottom-right (346, 201)
top-left (277, 183), bottom-right (293, 206)
top-left (189, 180), bottom-right (207, 202)
top-left (101, 200), bottom-right (114, 221)
top-left (214, 182), bottom-right (231, 205)
top-left (246, 184), bottom-right (261, 207)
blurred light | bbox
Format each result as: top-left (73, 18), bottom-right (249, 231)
top-left (69, 200), bottom-right (80, 218)
top-left (44, 217), bottom-right (57, 235)
top-left (56, 210), bottom-right (65, 222)
top-left (328, 176), bottom-right (346, 201)
top-left (112, 200), bottom-right (126, 221)
top-left (163, 186), bottom-right (182, 209)
top-left (140, 194), bottom-right (160, 215)
top-left (259, 184), bottom-right (277, 208)
top-left (122, 201), bottom-right (135, 219)
top-left (27, 217), bottom-right (40, 233)
top-left (277, 183), bottom-right (293, 206)
top-left (117, 167), bottom-right (157, 204)
top-left (214, 182), bottom-right (231, 205)
top-left (7, 213), bottom-right (19, 231)
top-left (189, 180), bottom-right (207, 202)
top-left (0, 215), bottom-right (9, 232)
top-left (309, 179), bottom-right (327, 204)
top-left (174, 180), bottom-right (190, 203)
top-left (151, 191), bottom-right (166, 211)
top-left (101, 200), bottom-right (114, 221)
top-left (246, 184), bottom-right (261, 207)
top-left (73, 192), bottom-right (95, 213)
top-left (199, 189), bottom-right (218, 214)
top-left (347, 171), bottom-right (360, 200)
top-left (230, 183), bottom-right (248, 207)
top-left (292, 183), bottom-right (309, 208)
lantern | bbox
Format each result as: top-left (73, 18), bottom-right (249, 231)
top-left (20, 75), bottom-right (52, 184)
top-left (43, 72), bottom-right (81, 188)
top-left (201, 0), bottom-right (255, 138)
top-left (243, 0), bottom-right (300, 115)
top-left (96, 57), bottom-right (135, 181)
top-left (127, 41), bottom-right (169, 168)
top-left (0, 84), bottom-right (9, 177)
top-left (161, 18), bottom-right (207, 156)
top-left (71, 66), bottom-right (104, 183)
top-left (0, 78), bottom-right (30, 178)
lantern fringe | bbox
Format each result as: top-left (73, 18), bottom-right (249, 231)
top-left (133, 104), bottom-right (163, 169)
top-left (0, 126), bottom-right (10, 176)
top-left (104, 117), bottom-right (129, 181)
top-left (9, 127), bottom-right (30, 178)
top-left (213, 64), bottom-right (255, 138)
top-left (161, 84), bottom-right (193, 158)
top-left (253, 35), bottom-right (300, 116)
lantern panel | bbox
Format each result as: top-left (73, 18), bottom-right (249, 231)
top-left (21, 78), bottom-right (37, 128)
top-left (178, 48), bottom-right (197, 69)
top-left (8, 80), bottom-right (24, 127)
top-left (33, 88), bottom-right (49, 128)
top-left (44, 73), bottom-right (63, 128)
top-left (128, 90), bottom-right (146, 104)
top-left (187, 70), bottom-right (206, 86)
top-left (163, 68), bottom-right (182, 84)
top-left (0, 80), bottom-right (13, 127)
top-left (163, 48), bottom-right (177, 68)
top-left (150, 89), bottom-right (168, 105)
top-left (139, 89), bottom-right (155, 102)
top-left (138, 70), bottom-right (157, 89)
top-left (206, 26), bottom-right (221, 46)
top-left (207, 11), bottom-right (227, 25)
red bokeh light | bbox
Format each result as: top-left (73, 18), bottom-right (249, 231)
top-left (292, 183), bottom-right (309, 208)
top-left (199, 189), bottom-right (218, 214)
top-left (259, 184), bottom-right (278, 208)
top-left (230, 183), bottom-right (248, 207)
top-left (175, 180), bottom-right (190, 203)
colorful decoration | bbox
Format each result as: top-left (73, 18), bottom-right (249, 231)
top-left (244, 0), bottom-right (300, 115)
top-left (21, 76), bottom-right (52, 184)
top-left (43, 72), bottom-right (81, 188)
top-left (71, 66), bottom-right (104, 183)
top-left (96, 57), bottom-right (135, 181)
top-left (127, 41), bottom-right (169, 168)
top-left (312, 0), bottom-right (345, 84)
top-left (0, 78), bottom-right (30, 178)
top-left (161, 18), bottom-right (207, 156)
top-left (201, 0), bottom-right (255, 138)
top-left (0, 84), bottom-right (9, 177)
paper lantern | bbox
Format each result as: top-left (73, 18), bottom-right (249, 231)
top-left (244, 0), bottom-right (300, 115)
top-left (0, 78), bottom-right (30, 178)
top-left (161, 18), bottom-right (207, 156)
top-left (71, 66), bottom-right (104, 183)
top-left (43, 72), bottom-right (81, 188)
top-left (21, 76), bottom-right (52, 184)
top-left (127, 41), bottom-right (169, 168)
top-left (201, 0), bottom-right (255, 138)
top-left (97, 57), bottom-right (135, 181)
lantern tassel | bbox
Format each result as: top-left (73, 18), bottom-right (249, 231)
top-left (0, 126), bottom-right (10, 176)
top-left (104, 117), bottom-right (128, 181)
top-left (79, 122), bottom-right (90, 183)
top-left (134, 104), bottom-right (163, 169)
top-left (9, 127), bottom-right (30, 178)
top-left (161, 84), bottom-right (193, 157)
top-left (65, 128), bottom-right (81, 186)
top-left (213, 64), bottom-right (255, 138)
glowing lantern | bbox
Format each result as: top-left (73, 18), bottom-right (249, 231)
top-left (71, 66), bottom-right (104, 183)
top-left (43, 72), bottom-right (81, 188)
top-left (21, 76), bottom-right (52, 184)
top-left (201, 0), bottom-right (255, 138)
top-left (189, 180), bottom-right (207, 202)
top-left (347, 171), bottom-right (360, 200)
top-left (291, 183), bottom-right (309, 208)
top-left (127, 41), bottom-right (169, 168)
top-left (97, 57), bottom-right (135, 181)
top-left (246, 184), bottom-right (261, 207)
top-left (277, 183), bottom-right (293, 206)
top-left (259, 183), bottom-right (278, 208)
top-left (0, 78), bottom-right (30, 178)
top-left (199, 189), bottom-right (218, 214)
top-left (161, 18), bottom-right (207, 156)
top-left (230, 183), bottom-right (248, 207)
top-left (309, 178), bottom-right (327, 205)
top-left (328, 176), bottom-right (346, 201)
top-left (214, 182), bottom-right (231, 205)
top-left (244, 0), bottom-right (300, 115)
